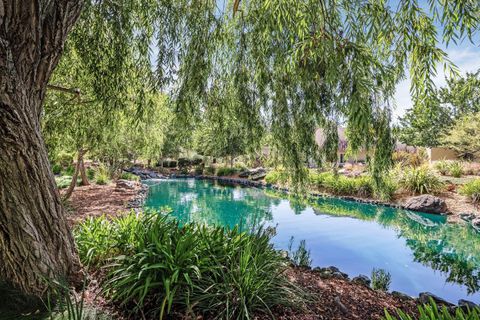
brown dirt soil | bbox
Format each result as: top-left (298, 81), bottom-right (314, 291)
top-left (63, 182), bottom-right (142, 226)
top-left (67, 182), bottom-right (418, 320)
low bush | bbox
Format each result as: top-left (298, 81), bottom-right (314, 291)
top-left (87, 168), bottom-right (95, 180)
top-left (119, 172), bottom-right (140, 181)
top-left (288, 237), bottom-right (312, 268)
top-left (51, 164), bottom-right (62, 175)
top-left (194, 165), bottom-right (204, 175)
top-left (312, 172), bottom-right (374, 197)
top-left (55, 176), bottom-right (73, 189)
top-left (393, 151), bottom-right (425, 167)
top-left (56, 151), bottom-right (74, 167)
top-left (95, 165), bottom-right (110, 185)
top-left (265, 170), bottom-right (289, 185)
top-left (459, 179), bottom-right (480, 203)
top-left (448, 161), bottom-right (464, 178)
top-left (397, 166), bottom-right (444, 195)
top-left (216, 166), bottom-right (237, 177)
top-left (74, 212), bottom-right (302, 319)
top-left (64, 165), bottom-right (75, 176)
top-left (434, 161), bottom-right (450, 176)
top-left (204, 166), bottom-right (215, 175)
top-left (384, 299), bottom-right (480, 320)
top-left (371, 268), bottom-right (391, 291)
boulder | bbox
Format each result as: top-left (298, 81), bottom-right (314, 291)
top-left (116, 179), bottom-right (136, 190)
top-left (404, 195), bottom-right (448, 215)
top-left (472, 218), bottom-right (480, 232)
top-left (313, 266), bottom-right (349, 280)
top-left (460, 212), bottom-right (476, 222)
top-left (458, 299), bottom-right (478, 310)
top-left (352, 275), bottom-right (371, 287)
top-left (392, 291), bottom-right (413, 300)
top-left (418, 292), bottom-right (453, 307)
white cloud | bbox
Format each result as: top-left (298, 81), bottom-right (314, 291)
top-left (392, 44), bottom-right (480, 121)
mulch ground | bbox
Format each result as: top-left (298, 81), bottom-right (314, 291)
top-left (66, 182), bottom-right (419, 320)
top-left (63, 182), bottom-right (142, 226)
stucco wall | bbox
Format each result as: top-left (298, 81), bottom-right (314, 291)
top-left (428, 147), bottom-right (458, 162)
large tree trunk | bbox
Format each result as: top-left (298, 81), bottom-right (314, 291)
top-left (0, 0), bottom-right (84, 299)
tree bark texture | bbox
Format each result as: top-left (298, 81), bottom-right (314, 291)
top-left (0, 0), bottom-right (84, 297)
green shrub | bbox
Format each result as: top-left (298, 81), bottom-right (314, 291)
top-left (74, 212), bottom-right (302, 319)
top-left (434, 160), bottom-right (450, 176)
top-left (51, 164), bottom-right (62, 175)
top-left (64, 165), bottom-right (75, 176)
top-left (95, 164), bottom-right (110, 185)
top-left (216, 166), bottom-right (237, 176)
top-left (288, 237), bottom-right (312, 268)
top-left (55, 176), bottom-right (73, 189)
top-left (119, 172), bottom-right (140, 181)
top-left (374, 175), bottom-right (398, 201)
top-left (397, 166), bottom-right (444, 195)
top-left (87, 168), bottom-right (95, 180)
top-left (265, 170), bottom-right (289, 185)
top-left (384, 299), bottom-right (480, 320)
top-left (448, 161), bottom-right (464, 178)
top-left (313, 172), bottom-right (374, 197)
top-left (204, 166), bottom-right (215, 175)
top-left (371, 268), bottom-right (391, 291)
top-left (459, 179), bottom-right (480, 203)
top-left (56, 151), bottom-right (74, 167)
top-left (194, 165), bottom-right (204, 175)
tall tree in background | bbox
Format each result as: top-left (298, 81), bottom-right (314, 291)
top-left (398, 70), bottom-right (480, 147)
top-left (1, 0), bottom-right (479, 300)
top-left (441, 112), bottom-right (480, 160)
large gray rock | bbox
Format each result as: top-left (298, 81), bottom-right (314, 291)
top-left (352, 275), bottom-right (371, 287)
top-left (404, 195), bottom-right (448, 215)
top-left (472, 218), bottom-right (480, 232)
top-left (418, 292), bottom-right (453, 307)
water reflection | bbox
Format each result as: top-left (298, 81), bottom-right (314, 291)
top-left (144, 179), bottom-right (480, 301)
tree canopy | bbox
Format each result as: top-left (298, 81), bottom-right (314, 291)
top-left (53, 0), bottom-right (480, 181)
top-left (398, 70), bottom-right (480, 147)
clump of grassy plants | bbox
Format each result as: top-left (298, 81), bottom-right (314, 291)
top-left (287, 237), bottom-right (312, 268)
top-left (74, 211), bottom-right (303, 319)
top-left (371, 268), bottom-right (391, 291)
top-left (384, 299), bottom-right (480, 320)
top-left (397, 166), bottom-right (444, 195)
top-left (459, 179), bottom-right (480, 204)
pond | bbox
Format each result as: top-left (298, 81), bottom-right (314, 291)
top-left (143, 178), bottom-right (480, 304)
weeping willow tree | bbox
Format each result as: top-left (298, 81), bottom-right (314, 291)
top-left (0, 0), bottom-right (479, 302)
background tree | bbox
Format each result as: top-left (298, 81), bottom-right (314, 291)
top-left (440, 112), bottom-right (480, 160)
top-left (398, 70), bottom-right (480, 147)
top-left (1, 0), bottom-right (479, 302)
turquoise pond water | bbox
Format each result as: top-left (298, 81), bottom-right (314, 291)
top-left (143, 178), bottom-right (480, 303)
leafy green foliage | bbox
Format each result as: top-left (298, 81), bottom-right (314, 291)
top-left (265, 170), bottom-right (290, 185)
top-left (203, 166), bottom-right (215, 176)
top-left (459, 179), bottom-right (480, 204)
top-left (398, 71), bottom-right (480, 147)
top-left (384, 299), bottom-right (480, 320)
top-left (74, 212), bottom-right (302, 319)
top-left (397, 166), bottom-right (444, 195)
top-left (434, 161), bottom-right (450, 176)
top-left (441, 113), bottom-right (480, 160)
top-left (52, 164), bottom-right (62, 175)
top-left (94, 165), bottom-right (110, 185)
top-left (216, 167), bottom-right (237, 177)
top-left (311, 172), bottom-right (375, 198)
top-left (86, 168), bottom-right (95, 181)
top-left (448, 162), bottom-right (464, 178)
top-left (288, 237), bottom-right (312, 268)
top-left (119, 172), bottom-right (140, 182)
top-left (371, 268), bottom-right (391, 292)
top-left (55, 176), bottom-right (79, 190)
